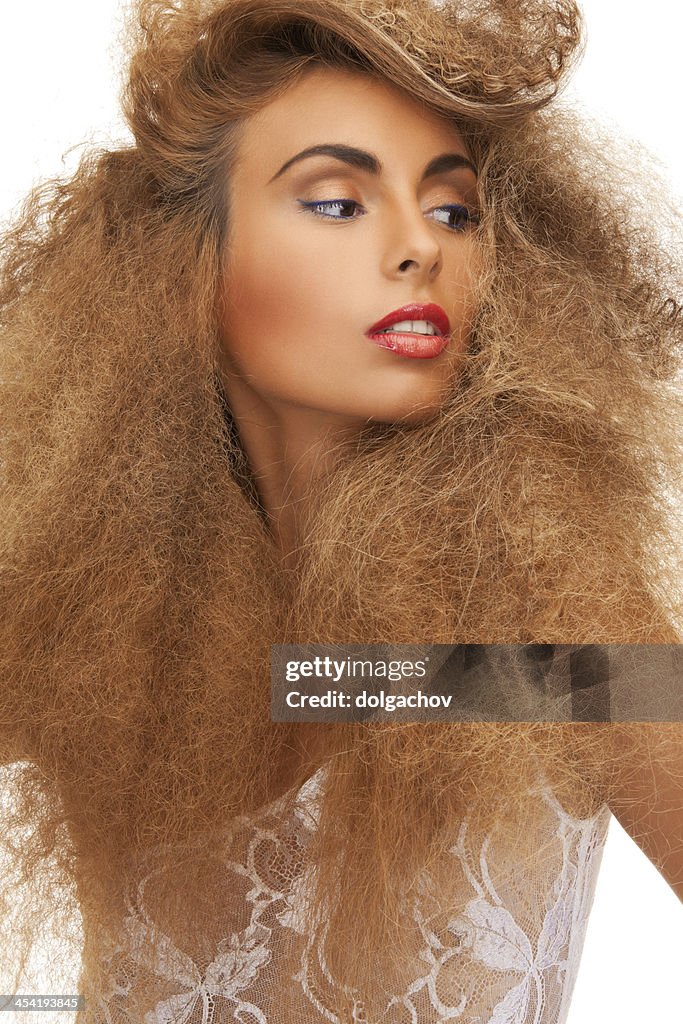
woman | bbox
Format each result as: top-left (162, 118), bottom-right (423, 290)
top-left (0, 0), bottom-right (681, 1020)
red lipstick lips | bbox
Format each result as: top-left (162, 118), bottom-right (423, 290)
top-left (366, 302), bottom-right (451, 359)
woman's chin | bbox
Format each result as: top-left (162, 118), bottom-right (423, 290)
top-left (369, 391), bottom-right (450, 427)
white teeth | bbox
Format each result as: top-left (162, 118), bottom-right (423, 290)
top-left (378, 320), bottom-right (438, 335)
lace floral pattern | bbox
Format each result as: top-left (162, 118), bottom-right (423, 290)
top-left (91, 769), bottom-right (610, 1023)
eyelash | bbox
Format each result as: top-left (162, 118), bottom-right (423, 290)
top-left (297, 198), bottom-right (480, 232)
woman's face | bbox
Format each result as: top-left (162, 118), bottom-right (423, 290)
top-left (217, 66), bottom-right (481, 428)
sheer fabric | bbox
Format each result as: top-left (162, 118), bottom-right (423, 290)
top-left (88, 765), bottom-right (610, 1023)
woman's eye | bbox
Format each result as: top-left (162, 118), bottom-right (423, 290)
top-left (297, 199), bottom-right (479, 231)
top-left (430, 204), bottom-right (480, 232)
top-left (298, 199), bottom-right (364, 221)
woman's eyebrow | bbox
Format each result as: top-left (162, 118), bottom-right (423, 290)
top-left (267, 143), bottom-right (478, 184)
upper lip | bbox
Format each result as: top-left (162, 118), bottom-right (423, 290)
top-left (367, 302), bottom-right (450, 336)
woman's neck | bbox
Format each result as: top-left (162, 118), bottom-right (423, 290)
top-left (217, 367), bottom-right (362, 566)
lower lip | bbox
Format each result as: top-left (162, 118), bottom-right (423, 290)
top-left (366, 331), bottom-right (450, 359)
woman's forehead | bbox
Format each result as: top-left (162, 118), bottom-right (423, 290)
top-left (232, 66), bottom-right (471, 178)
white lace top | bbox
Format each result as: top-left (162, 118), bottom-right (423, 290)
top-left (91, 766), bottom-right (610, 1023)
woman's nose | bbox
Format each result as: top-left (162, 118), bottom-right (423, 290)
top-left (380, 201), bottom-right (443, 281)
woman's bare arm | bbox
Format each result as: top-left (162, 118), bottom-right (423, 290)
top-left (608, 723), bottom-right (683, 902)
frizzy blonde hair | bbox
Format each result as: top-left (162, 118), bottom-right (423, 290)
top-left (0, 0), bottom-right (681, 1016)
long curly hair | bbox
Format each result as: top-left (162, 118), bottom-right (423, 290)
top-left (1, 0), bottom-right (681, 1016)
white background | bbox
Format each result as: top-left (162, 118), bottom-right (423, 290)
top-left (1, 2), bottom-right (681, 1021)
